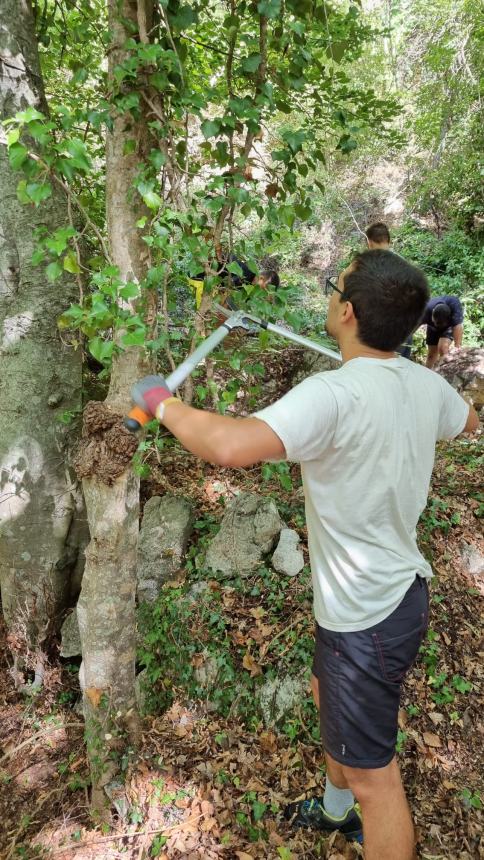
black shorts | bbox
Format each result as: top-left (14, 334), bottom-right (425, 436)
top-left (312, 576), bottom-right (429, 769)
top-left (426, 324), bottom-right (453, 346)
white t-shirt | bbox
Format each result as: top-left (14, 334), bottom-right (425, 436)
top-left (254, 357), bottom-right (469, 632)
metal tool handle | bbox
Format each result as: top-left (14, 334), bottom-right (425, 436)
top-left (124, 318), bottom-right (238, 431)
top-left (213, 303), bottom-right (342, 362)
top-left (124, 303), bottom-right (342, 432)
top-left (165, 322), bottom-right (233, 391)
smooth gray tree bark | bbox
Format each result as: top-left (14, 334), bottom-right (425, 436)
top-left (0, 1), bottom-right (83, 661)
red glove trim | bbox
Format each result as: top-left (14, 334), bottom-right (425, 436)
top-left (143, 385), bottom-right (173, 416)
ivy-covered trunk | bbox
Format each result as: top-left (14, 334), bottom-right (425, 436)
top-left (0, 1), bottom-right (83, 668)
top-left (76, 0), bottom-right (153, 814)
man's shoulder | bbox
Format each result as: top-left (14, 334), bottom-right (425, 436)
top-left (445, 294), bottom-right (462, 308)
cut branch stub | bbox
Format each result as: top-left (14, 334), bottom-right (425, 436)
top-left (73, 401), bottom-right (138, 485)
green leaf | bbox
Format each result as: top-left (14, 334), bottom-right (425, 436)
top-left (26, 182), bottom-right (52, 206)
top-left (337, 135), bottom-right (358, 154)
top-left (149, 149), bottom-right (166, 171)
top-left (16, 180), bottom-right (29, 204)
top-left (252, 800), bottom-right (267, 822)
top-left (63, 138), bottom-right (91, 172)
top-left (258, 0), bottom-right (281, 16)
top-left (119, 282), bottom-right (140, 300)
top-left (201, 119), bottom-right (220, 139)
top-left (121, 329), bottom-right (146, 346)
top-left (278, 205), bottom-right (295, 229)
top-left (6, 128), bottom-right (20, 146)
top-left (227, 261), bottom-right (244, 278)
top-left (63, 251), bottom-right (81, 274)
top-left (31, 247), bottom-right (45, 266)
top-left (241, 53), bottom-right (261, 73)
top-left (327, 40), bottom-right (348, 63)
top-left (275, 100), bottom-right (292, 114)
top-left (170, 4), bottom-right (198, 30)
top-left (46, 261), bottom-right (63, 282)
top-left (71, 67), bottom-right (88, 85)
top-left (294, 203), bottom-right (312, 221)
top-left (282, 129), bottom-right (306, 154)
top-left (333, 109), bottom-right (346, 127)
top-left (44, 227), bottom-right (76, 256)
top-left (16, 107), bottom-right (44, 124)
top-left (142, 190), bottom-right (162, 210)
top-left (272, 148), bottom-right (291, 164)
top-left (88, 336), bottom-right (114, 363)
top-left (123, 139), bottom-right (136, 155)
top-left (136, 216), bottom-right (147, 228)
top-left (8, 142), bottom-right (28, 170)
top-left (58, 304), bottom-right (84, 329)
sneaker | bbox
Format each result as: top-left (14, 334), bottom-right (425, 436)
top-left (283, 796), bottom-right (363, 842)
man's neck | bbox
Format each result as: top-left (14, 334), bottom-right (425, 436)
top-left (339, 339), bottom-right (396, 364)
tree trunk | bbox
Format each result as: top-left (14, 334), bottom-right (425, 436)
top-left (76, 0), bottom-right (153, 815)
top-left (0, 0), bottom-right (83, 663)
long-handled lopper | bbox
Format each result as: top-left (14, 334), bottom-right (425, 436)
top-left (124, 304), bottom-right (341, 432)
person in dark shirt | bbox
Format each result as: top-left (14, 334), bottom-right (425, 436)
top-left (189, 258), bottom-right (280, 310)
top-left (422, 295), bottom-right (464, 368)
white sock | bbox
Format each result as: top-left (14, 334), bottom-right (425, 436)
top-left (323, 775), bottom-right (355, 819)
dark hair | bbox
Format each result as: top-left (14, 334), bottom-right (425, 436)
top-left (341, 250), bottom-right (429, 351)
top-left (365, 222), bottom-right (390, 245)
top-left (259, 269), bottom-right (280, 288)
top-left (431, 302), bottom-right (451, 328)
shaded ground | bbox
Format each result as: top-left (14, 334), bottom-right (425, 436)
top-left (0, 424), bottom-right (482, 859)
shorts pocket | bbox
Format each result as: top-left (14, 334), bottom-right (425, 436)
top-left (372, 618), bottom-right (426, 684)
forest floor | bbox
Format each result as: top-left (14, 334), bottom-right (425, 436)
top-left (0, 348), bottom-right (483, 860)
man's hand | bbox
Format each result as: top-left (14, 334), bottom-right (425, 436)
top-left (131, 375), bottom-right (172, 417)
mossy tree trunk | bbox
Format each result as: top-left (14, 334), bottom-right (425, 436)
top-left (76, 0), bottom-right (154, 815)
top-left (0, 0), bottom-right (83, 674)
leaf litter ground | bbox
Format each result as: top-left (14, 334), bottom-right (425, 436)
top-left (0, 351), bottom-right (482, 860)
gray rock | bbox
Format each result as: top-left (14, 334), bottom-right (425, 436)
top-left (460, 541), bottom-right (484, 577)
top-left (137, 495), bottom-right (195, 602)
top-left (291, 351), bottom-right (340, 388)
top-left (60, 609), bottom-right (82, 658)
top-left (437, 347), bottom-right (484, 410)
top-left (205, 492), bottom-right (283, 576)
top-left (187, 580), bottom-right (210, 604)
top-left (271, 528), bottom-right (305, 577)
top-left (193, 650), bottom-right (219, 689)
top-left (258, 676), bottom-right (308, 727)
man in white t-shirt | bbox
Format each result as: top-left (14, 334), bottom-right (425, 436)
top-left (131, 250), bottom-right (478, 860)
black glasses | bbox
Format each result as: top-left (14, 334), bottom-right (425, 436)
top-left (324, 277), bottom-right (344, 297)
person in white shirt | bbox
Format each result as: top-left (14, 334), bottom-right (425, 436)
top-left (131, 249), bottom-right (479, 860)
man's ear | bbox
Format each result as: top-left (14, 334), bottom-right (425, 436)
top-left (341, 300), bottom-right (356, 323)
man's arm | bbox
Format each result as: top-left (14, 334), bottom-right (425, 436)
top-left (161, 400), bottom-right (286, 467)
top-left (452, 323), bottom-right (463, 348)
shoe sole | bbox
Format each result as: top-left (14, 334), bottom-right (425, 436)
top-left (293, 821), bottom-right (363, 843)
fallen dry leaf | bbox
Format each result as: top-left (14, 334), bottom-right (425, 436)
top-left (423, 732), bottom-right (442, 748)
top-left (242, 652), bottom-right (262, 676)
